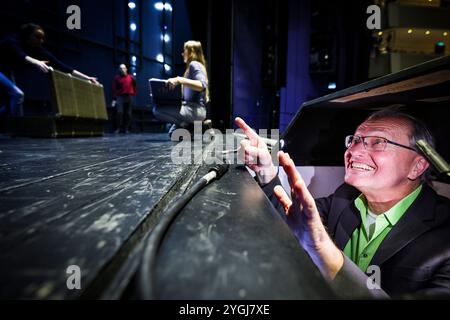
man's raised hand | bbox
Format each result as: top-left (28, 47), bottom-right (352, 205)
top-left (234, 117), bottom-right (277, 185)
top-left (275, 151), bottom-right (344, 280)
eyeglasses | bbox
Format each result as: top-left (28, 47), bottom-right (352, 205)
top-left (345, 135), bottom-right (417, 152)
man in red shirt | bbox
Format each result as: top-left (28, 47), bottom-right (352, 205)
top-left (112, 64), bottom-right (137, 133)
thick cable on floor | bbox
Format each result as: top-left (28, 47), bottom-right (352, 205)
top-left (137, 163), bottom-right (229, 299)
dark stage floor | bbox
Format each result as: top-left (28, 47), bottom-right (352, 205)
top-left (0, 133), bottom-right (196, 298)
top-left (0, 133), bottom-right (332, 300)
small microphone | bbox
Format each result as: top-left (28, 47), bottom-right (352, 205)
top-left (209, 163), bottom-right (229, 179)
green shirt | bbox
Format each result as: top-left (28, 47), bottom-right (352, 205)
top-left (343, 185), bottom-right (422, 272)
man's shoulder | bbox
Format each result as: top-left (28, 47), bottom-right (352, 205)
top-left (435, 195), bottom-right (450, 208)
top-left (432, 188), bottom-right (450, 205)
top-left (424, 184), bottom-right (450, 223)
top-left (421, 183), bottom-right (450, 205)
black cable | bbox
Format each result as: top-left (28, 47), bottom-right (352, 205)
top-left (137, 163), bottom-right (229, 299)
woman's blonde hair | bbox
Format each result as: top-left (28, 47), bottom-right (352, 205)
top-left (183, 40), bottom-right (210, 102)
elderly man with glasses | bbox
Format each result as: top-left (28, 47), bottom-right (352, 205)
top-left (236, 109), bottom-right (450, 298)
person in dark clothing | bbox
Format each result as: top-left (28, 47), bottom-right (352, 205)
top-left (0, 23), bottom-right (99, 117)
top-left (112, 64), bottom-right (137, 133)
top-left (235, 110), bottom-right (450, 298)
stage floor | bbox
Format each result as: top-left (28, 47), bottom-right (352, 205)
top-left (0, 133), bottom-right (197, 299)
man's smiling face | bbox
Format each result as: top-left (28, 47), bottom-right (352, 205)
top-left (344, 117), bottom-right (424, 196)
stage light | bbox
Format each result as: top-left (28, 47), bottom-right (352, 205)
top-left (130, 65), bottom-right (137, 77)
top-left (164, 64), bottom-right (171, 72)
top-left (408, 29), bottom-right (413, 34)
top-left (425, 30), bottom-right (430, 35)
top-left (130, 23), bottom-right (137, 31)
top-left (160, 34), bottom-right (170, 42)
top-left (156, 54), bottom-right (164, 63)
top-left (377, 31), bottom-right (383, 36)
top-left (165, 3), bottom-right (173, 12)
top-left (131, 55), bottom-right (137, 66)
top-left (154, 2), bottom-right (172, 11)
top-left (328, 82), bottom-right (337, 90)
top-left (444, 32), bottom-right (448, 37)
top-left (128, 2), bottom-right (136, 9)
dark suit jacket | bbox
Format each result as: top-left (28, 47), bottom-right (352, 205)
top-left (262, 177), bottom-right (450, 298)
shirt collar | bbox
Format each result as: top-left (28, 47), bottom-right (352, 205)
top-left (354, 184), bottom-right (423, 227)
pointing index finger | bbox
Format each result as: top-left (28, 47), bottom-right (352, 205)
top-left (235, 117), bottom-right (260, 142)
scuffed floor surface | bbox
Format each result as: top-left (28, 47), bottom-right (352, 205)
top-left (0, 133), bottom-right (191, 299)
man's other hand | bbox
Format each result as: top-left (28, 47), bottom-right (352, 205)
top-left (275, 151), bottom-right (344, 280)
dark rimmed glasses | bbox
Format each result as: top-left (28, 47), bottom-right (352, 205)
top-left (345, 135), bottom-right (417, 152)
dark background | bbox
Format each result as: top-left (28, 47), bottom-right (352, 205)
top-left (0, 0), bottom-right (373, 133)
